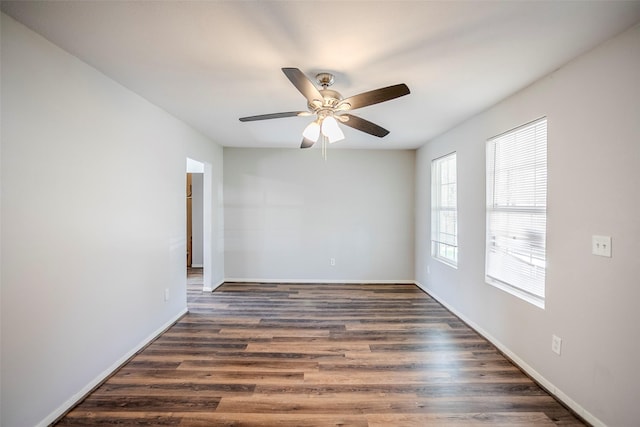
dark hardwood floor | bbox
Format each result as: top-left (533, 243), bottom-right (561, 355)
top-left (55, 269), bottom-right (585, 426)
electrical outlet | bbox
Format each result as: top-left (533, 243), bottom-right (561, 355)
top-left (330, 258), bottom-right (336, 266)
top-left (592, 235), bottom-right (612, 257)
top-left (164, 288), bottom-right (170, 302)
top-left (551, 335), bottom-right (562, 356)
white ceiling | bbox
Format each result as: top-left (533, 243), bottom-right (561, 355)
top-left (3, 1), bottom-right (640, 150)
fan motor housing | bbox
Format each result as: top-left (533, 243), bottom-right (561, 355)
top-left (320, 89), bottom-right (342, 107)
top-left (308, 89), bottom-right (343, 112)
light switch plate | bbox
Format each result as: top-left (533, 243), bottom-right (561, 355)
top-left (592, 235), bottom-right (612, 257)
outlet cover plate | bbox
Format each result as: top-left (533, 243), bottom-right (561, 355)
top-left (552, 335), bottom-right (562, 355)
top-left (592, 235), bottom-right (612, 257)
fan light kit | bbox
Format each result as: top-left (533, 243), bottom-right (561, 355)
top-left (240, 68), bottom-right (410, 159)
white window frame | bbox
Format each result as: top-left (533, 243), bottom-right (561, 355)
top-left (486, 117), bottom-right (547, 309)
top-left (431, 152), bottom-right (458, 267)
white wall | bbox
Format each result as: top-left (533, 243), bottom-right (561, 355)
top-left (415, 24), bottom-right (640, 426)
top-left (0, 13), bottom-right (224, 426)
top-left (224, 148), bottom-right (415, 282)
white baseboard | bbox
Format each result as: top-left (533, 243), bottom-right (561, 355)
top-left (414, 281), bottom-right (604, 427)
top-left (190, 263), bottom-right (203, 268)
top-left (37, 308), bottom-right (188, 427)
top-left (224, 278), bottom-right (415, 284)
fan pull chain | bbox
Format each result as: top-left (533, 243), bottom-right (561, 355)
top-left (322, 135), bottom-right (328, 161)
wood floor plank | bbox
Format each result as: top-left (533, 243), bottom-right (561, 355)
top-left (74, 395), bottom-right (220, 412)
top-left (55, 272), bottom-right (585, 426)
top-left (366, 412), bottom-right (558, 426)
top-left (213, 394), bottom-right (564, 414)
top-left (57, 413), bottom-right (183, 426)
top-left (176, 413), bottom-right (369, 427)
top-left (110, 369), bottom-right (305, 385)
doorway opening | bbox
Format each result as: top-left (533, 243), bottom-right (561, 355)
top-left (186, 157), bottom-right (212, 300)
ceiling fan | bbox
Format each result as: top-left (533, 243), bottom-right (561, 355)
top-left (239, 68), bottom-right (410, 149)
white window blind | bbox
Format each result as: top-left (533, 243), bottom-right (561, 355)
top-left (486, 118), bottom-right (547, 308)
top-left (431, 152), bottom-right (457, 267)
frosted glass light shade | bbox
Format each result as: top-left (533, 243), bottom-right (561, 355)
top-left (302, 120), bottom-right (321, 142)
top-left (321, 116), bottom-right (345, 143)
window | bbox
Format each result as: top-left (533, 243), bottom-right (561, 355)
top-left (486, 118), bottom-right (547, 308)
top-left (431, 152), bottom-right (458, 267)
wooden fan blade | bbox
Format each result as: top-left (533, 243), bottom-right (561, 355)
top-left (300, 137), bottom-right (316, 149)
top-left (339, 114), bottom-right (390, 138)
top-left (339, 84), bottom-right (410, 111)
top-left (239, 111), bottom-right (307, 122)
top-left (282, 68), bottom-right (323, 104)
